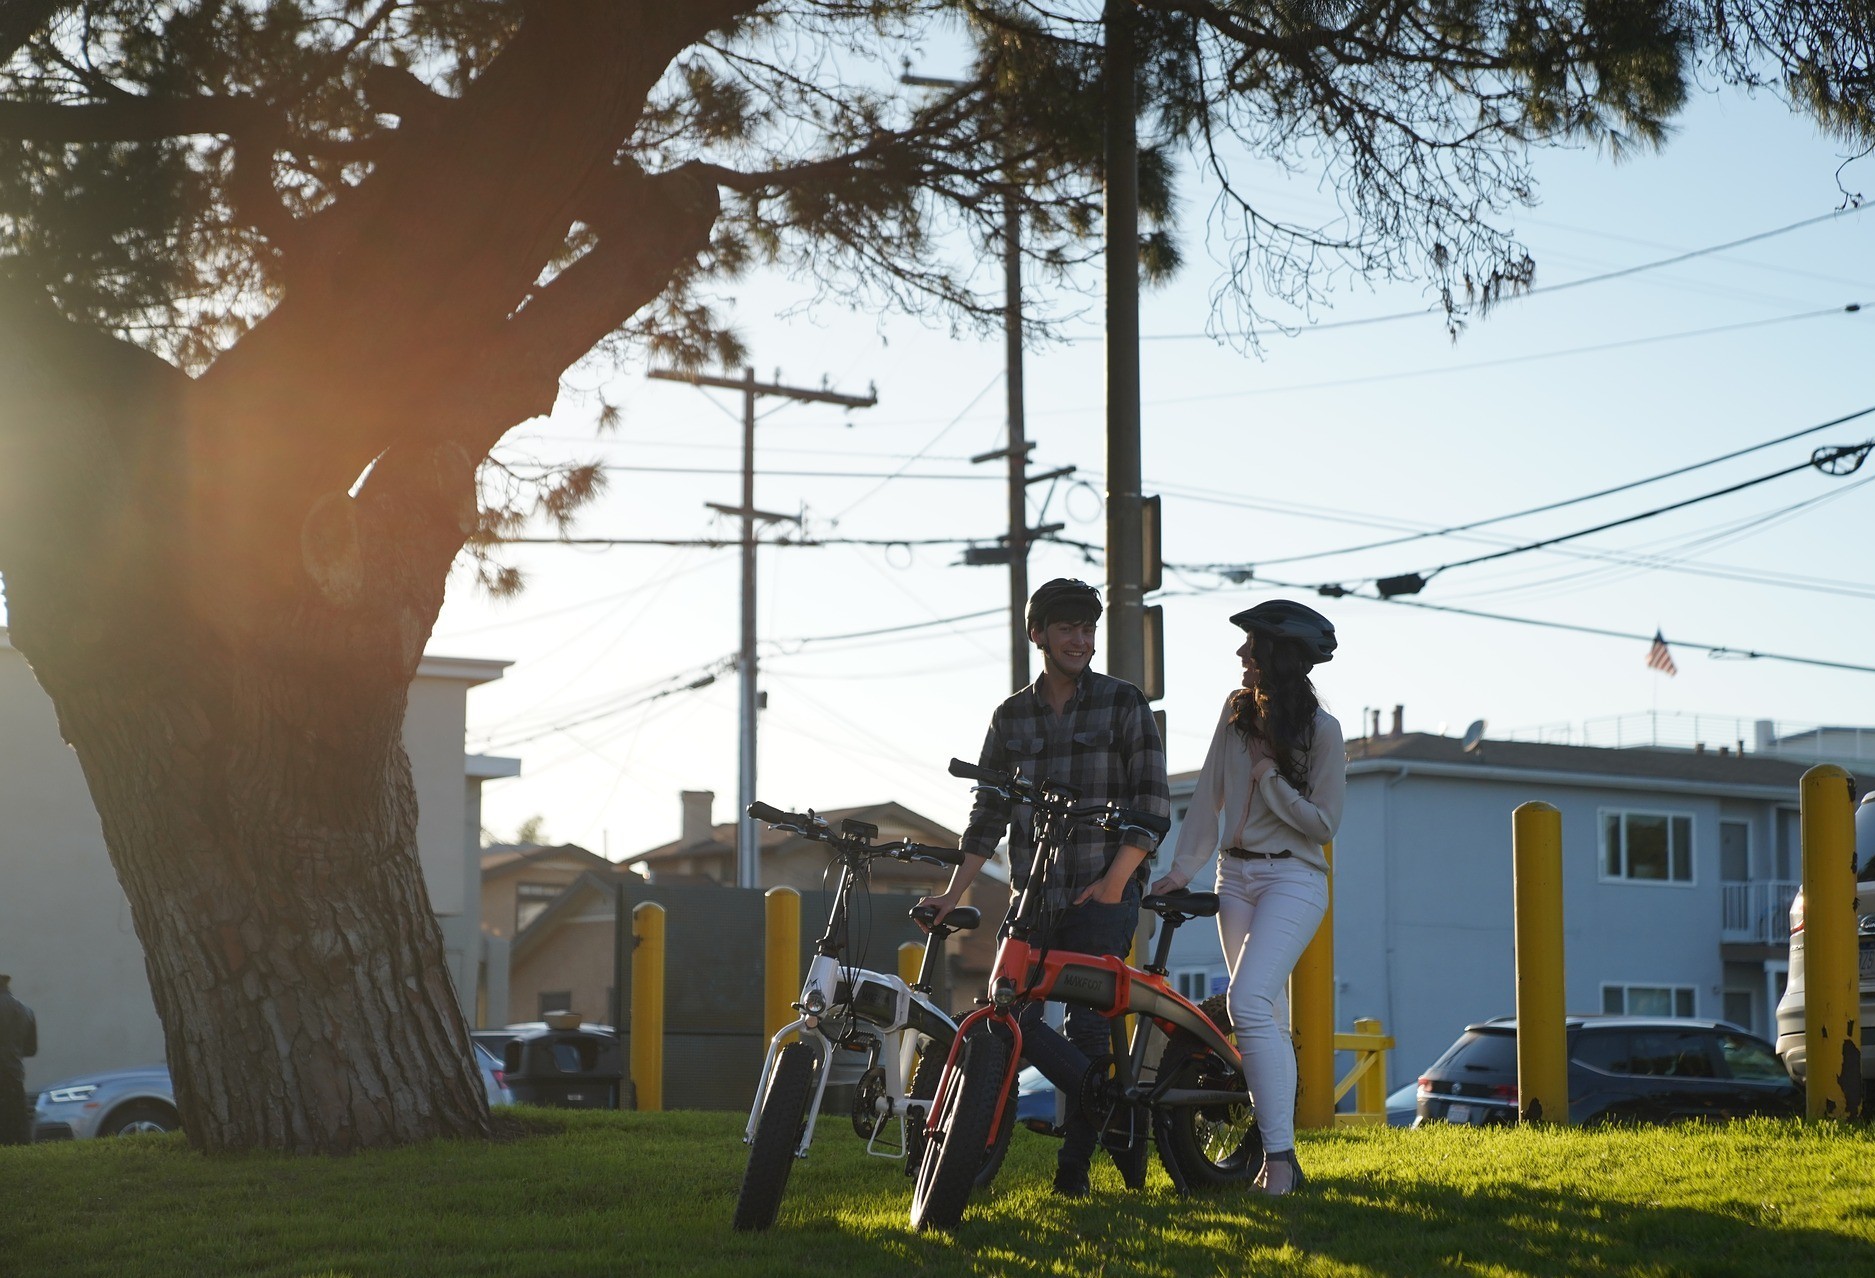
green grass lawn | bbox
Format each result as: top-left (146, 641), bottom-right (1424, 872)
top-left (4, 1110), bottom-right (1873, 1277)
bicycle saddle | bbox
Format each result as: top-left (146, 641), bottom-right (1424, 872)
top-left (908, 904), bottom-right (981, 932)
top-left (1142, 889), bottom-right (1219, 920)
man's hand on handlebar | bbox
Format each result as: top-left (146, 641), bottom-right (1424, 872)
top-left (912, 890), bottom-right (960, 933)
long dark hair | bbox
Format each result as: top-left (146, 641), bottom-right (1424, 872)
top-left (1228, 630), bottom-right (1322, 792)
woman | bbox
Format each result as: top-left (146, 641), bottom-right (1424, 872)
top-left (1150, 599), bottom-right (1343, 1196)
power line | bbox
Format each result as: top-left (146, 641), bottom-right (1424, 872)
top-left (832, 371), bottom-right (1003, 521)
top-left (1296, 587), bottom-right (1875, 678)
top-left (1070, 205), bottom-right (1871, 344)
top-left (1378, 439), bottom-right (1871, 590)
top-left (504, 463), bottom-right (1002, 481)
top-left (1227, 403), bottom-right (1875, 569)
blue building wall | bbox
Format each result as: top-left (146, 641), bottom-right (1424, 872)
top-left (1150, 748), bottom-right (1804, 1093)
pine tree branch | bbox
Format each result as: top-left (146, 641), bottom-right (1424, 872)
top-left (0, 0), bottom-right (73, 64)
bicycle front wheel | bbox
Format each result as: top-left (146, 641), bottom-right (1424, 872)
top-left (909, 1026), bottom-right (1009, 1231)
top-left (733, 1041), bottom-right (818, 1230)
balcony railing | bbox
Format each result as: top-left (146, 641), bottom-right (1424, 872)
top-left (1721, 879), bottom-right (1799, 945)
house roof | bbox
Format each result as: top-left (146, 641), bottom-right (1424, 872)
top-left (1171, 732), bottom-right (1858, 800)
top-left (624, 800), bottom-right (959, 865)
top-left (481, 843), bottom-right (613, 880)
top-left (511, 869), bottom-right (625, 964)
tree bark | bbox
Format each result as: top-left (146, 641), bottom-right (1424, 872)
top-left (46, 645), bottom-right (491, 1154)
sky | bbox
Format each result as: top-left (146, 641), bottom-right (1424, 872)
top-left (430, 81), bottom-right (1873, 859)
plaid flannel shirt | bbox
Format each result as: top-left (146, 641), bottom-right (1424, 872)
top-left (960, 669), bottom-right (1170, 896)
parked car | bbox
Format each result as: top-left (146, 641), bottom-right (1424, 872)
top-left (1414, 1016), bottom-right (1801, 1126)
top-left (1773, 790), bottom-right (1875, 1102)
top-left (33, 1043), bottom-right (512, 1141)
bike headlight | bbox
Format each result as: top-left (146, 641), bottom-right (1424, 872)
top-left (45, 1085), bottom-right (98, 1104)
top-left (803, 989), bottom-right (827, 1016)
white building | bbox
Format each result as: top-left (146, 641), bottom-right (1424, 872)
top-left (0, 630), bottom-right (518, 1089)
top-left (1150, 722), bottom-right (1868, 1088)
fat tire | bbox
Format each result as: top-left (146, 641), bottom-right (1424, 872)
top-left (733, 1041), bottom-right (818, 1231)
top-left (910, 1027), bottom-right (1008, 1231)
top-left (908, 1037), bottom-right (1011, 1188)
top-left (1155, 997), bottom-right (1260, 1190)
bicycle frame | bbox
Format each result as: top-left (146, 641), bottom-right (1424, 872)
top-left (923, 765), bottom-right (1246, 1161)
top-left (740, 808), bottom-right (968, 1161)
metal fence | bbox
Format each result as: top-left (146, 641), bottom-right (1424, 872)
top-left (612, 880), bottom-right (947, 1111)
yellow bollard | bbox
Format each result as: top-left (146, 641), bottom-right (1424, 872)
top-left (1801, 764), bottom-right (1862, 1120)
top-left (899, 940), bottom-right (923, 990)
top-left (630, 901), bottom-right (665, 1112)
top-left (764, 887), bottom-right (801, 1041)
top-left (1353, 1017), bottom-right (1386, 1120)
top-left (1513, 802), bottom-right (1568, 1124)
top-left (1291, 841), bottom-right (1335, 1129)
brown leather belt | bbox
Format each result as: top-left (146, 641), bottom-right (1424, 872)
top-left (1224, 847), bottom-right (1292, 860)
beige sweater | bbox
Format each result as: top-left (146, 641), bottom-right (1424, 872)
top-left (1166, 698), bottom-right (1345, 880)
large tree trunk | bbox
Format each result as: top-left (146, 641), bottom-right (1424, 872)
top-left (48, 645), bottom-right (490, 1154)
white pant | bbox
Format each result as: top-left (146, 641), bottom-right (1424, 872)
top-left (1214, 853), bottom-right (1329, 1153)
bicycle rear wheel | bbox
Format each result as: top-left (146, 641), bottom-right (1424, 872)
top-left (909, 1026), bottom-right (1009, 1231)
top-left (1153, 1012), bottom-right (1260, 1190)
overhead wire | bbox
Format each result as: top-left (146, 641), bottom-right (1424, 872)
top-left (1199, 403), bottom-right (1875, 570)
top-left (1067, 205), bottom-right (1871, 344)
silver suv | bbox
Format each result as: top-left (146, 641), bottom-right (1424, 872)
top-left (1773, 790), bottom-right (1875, 1106)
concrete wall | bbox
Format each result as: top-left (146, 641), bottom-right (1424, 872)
top-left (0, 637), bottom-right (510, 1089)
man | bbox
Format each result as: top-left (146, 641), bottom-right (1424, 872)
top-left (0, 974), bottom-right (37, 1145)
top-left (917, 578), bottom-right (1170, 1196)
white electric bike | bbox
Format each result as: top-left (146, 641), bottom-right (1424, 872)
top-left (733, 800), bottom-right (1004, 1231)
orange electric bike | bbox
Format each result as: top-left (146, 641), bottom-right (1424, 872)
top-left (909, 758), bottom-right (1261, 1230)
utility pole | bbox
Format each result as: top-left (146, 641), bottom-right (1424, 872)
top-left (904, 72), bottom-right (1041, 694)
top-left (648, 367), bottom-right (877, 888)
top-left (1102, 0), bottom-right (1145, 688)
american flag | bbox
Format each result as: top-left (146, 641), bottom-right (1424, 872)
top-left (1646, 630), bottom-right (1678, 677)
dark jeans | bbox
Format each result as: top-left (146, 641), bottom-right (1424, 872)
top-left (1005, 883), bottom-right (1141, 1171)
top-left (0, 1070), bottom-right (27, 1146)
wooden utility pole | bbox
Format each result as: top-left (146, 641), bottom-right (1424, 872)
top-left (648, 367), bottom-right (877, 887)
top-left (1103, 0), bottom-right (1145, 688)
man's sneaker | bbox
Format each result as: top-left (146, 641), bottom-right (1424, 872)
top-left (1052, 1162), bottom-right (1091, 1198)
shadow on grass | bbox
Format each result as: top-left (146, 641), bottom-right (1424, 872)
top-left (776, 1126), bottom-right (1875, 1278)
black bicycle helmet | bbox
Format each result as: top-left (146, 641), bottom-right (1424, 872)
top-left (1229, 599), bottom-right (1337, 664)
top-left (1027, 578), bottom-right (1103, 632)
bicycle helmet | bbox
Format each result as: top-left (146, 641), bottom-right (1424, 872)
top-left (1229, 599), bottom-right (1337, 664)
top-left (1026, 578), bottom-right (1103, 632)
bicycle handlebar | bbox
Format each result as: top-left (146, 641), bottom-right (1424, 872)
top-left (747, 801), bottom-right (962, 865)
top-left (947, 757), bottom-right (1004, 784)
top-left (746, 801), bottom-right (814, 829)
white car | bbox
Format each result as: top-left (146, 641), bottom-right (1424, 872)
top-left (33, 1043), bottom-right (512, 1141)
top-left (1774, 791), bottom-right (1875, 1104)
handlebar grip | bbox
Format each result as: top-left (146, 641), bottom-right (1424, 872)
top-left (903, 843), bottom-right (964, 866)
top-left (746, 801), bottom-right (798, 826)
top-left (1115, 808), bottom-right (1172, 839)
top-left (948, 757), bottom-right (1007, 784)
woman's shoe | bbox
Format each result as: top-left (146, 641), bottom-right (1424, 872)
top-left (1256, 1149), bottom-right (1306, 1196)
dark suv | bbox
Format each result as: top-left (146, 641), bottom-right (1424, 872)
top-left (1416, 1016), bottom-right (1800, 1126)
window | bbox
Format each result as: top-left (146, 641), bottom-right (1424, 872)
top-left (516, 882), bottom-right (560, 933)
top-left (1718, 1033), bottom-right (1787, 1081)
top-left (1601, 983), bottom-right (1695, 1018)
top-left (1174, 969), bottom-right (1212, 1001)
top-left (1600, 810), bottom-right (1694, 884)
top-left (1624, 1030), bottom-right (1718, 1078)
top-left (537, 990), bottom-right (573, 1018)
